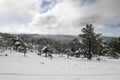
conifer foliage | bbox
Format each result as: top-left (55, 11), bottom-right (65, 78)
top-left (80, 24), bottom-right (103, 59)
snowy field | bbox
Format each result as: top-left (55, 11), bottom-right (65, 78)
top-left (0, 50), bottom-right (120, 80)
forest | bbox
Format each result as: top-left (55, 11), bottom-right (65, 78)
top-left (0, 24), bottom-right (120, 59)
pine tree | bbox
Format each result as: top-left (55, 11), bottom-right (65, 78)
top-left (108, 37), bottom-right (120, 58)
top-left (69, 38), bottom-right (81, 52)
top-left (80, 24), bottom-right (103, 59)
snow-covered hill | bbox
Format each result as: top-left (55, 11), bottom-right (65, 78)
top-left (0, 50), bottom-right (120, 80)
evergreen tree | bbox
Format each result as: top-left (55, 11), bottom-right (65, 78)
top-left (69, 38), bottom-right (81, 52)
top-left (80, 24), bottom-right (103, 59)
top-left (108, 37), bottom-right (120, 58)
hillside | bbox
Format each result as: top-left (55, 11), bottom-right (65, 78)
top-left (0, 32), bottom-right (118, 43)
top-left (16, 34), bottom-right (118, 43)
top-left (28, 34), bottom-right (118, 43)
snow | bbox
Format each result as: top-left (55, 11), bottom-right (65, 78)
top-left (0, 50), bottom-right (120, 80)
top-left (15, 41), bottom-right (20, 45)
top-left (0, 36), bottom-right (2, 39)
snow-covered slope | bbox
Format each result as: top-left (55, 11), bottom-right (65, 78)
top-left (0, 50), bottom-right (120, 80)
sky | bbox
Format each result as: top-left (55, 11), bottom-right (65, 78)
top-left (0, 0), bottom-right (120, 36)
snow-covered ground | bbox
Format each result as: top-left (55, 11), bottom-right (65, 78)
top-left (0, 50), bottom-right (120, 80)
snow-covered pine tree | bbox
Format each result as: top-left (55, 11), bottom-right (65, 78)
top-left (80, 24), bottom-right (103, 60)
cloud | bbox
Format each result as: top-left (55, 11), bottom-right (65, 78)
top-left (83, 0), bottom-right (120, 28)
top-left (40, 0), bottom-right (58, 13)
top-left (30, 0), bottom-right (85, 34)
top-left (31, 0), bottom-right (120, 29)
top-left (0, 0), bottom-right (120, 36)
top-left (0, 0), bottom-right (39, 25)
top-left (0, 24), bottom-right (31, 34)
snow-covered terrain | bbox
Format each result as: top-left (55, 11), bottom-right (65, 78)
top-left (0, 50), bottom-right (120, 80)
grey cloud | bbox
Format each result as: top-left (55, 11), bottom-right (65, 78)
top-left (0, 12), bottom-right (32, 25)
top-left (77, 14), bottom-right (120, 29)
top-left (77, 15), bottom-right (101, 26)
top-left (80, 0), bottom-right (97, 6)
top-left (77, 0), bottom-right (120, 29)
top-left (33, 15), bottom-right (59, 28)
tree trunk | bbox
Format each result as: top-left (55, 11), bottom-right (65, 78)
top-left (88, 37), bottom-right (92, 60)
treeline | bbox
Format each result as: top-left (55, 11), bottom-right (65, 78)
top-left (0, 24), bottom-right (120, 59)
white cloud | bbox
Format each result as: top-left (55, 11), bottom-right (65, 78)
top-left (30, 0), bottom-right (85, 34)
top-left (0, 0), bottom-right (120, 36)
top-left (0, 0), bottom-right (39, 24)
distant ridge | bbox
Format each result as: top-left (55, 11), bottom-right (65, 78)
top-left (0, 32), bottom-right (118, 43)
